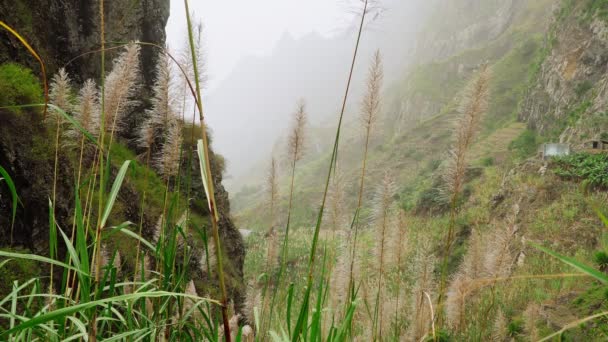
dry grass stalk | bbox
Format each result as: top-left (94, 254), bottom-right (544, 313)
top-left (48, 68), bottom-right (72, 293)
top-left (372, 172), bottom-right (396, 339)
top-left (437, 65), bottom-right (492, 326)
top-left (327, 169), bottom-right (347, 235)
top-left (408, 239), bottom-right (436, 341)
top-left (263, 157), bottom-right (280, 299)
top-left (392, 210), bottom-right (408, 337)
top-left (348, 50), bottom-right (384, 298)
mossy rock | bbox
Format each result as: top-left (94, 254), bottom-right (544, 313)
top-left (0, 63), bottom-right (43, 111)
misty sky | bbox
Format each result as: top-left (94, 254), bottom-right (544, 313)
top-left (166, 0), bottom-right (352, 90)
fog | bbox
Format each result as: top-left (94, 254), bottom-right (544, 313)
top-left (166, 0), bottom-right (436, 191)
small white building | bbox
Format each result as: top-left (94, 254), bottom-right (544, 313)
top-left (539, 143), bottom-right (570, 160)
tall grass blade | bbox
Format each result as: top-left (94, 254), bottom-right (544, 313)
top-left (0, 165), bottom-right (20, 244)
top-left (530, 242), bottom-right (608, 284)
top-left (1, 291), bottom-right (217, 337)
top-left (196, 139), bottom-right (218, 220)
top-left (0, 20), bottom-right (48, 114)
top-left (0, 251), bottom-right (88, 276)
top-left (100, 161), bottom-right (131, 228)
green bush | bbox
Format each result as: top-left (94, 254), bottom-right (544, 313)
top-left (0, 63), bottom-right (43, 110)
top-left (509, 129), bottom-right (539, 160)
top-left (554, 153), bottom-right (608, 188)
top-left (593, 251), bottom-right (608, 271)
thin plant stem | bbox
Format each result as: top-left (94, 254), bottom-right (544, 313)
top-left (183, 2), bottom-right (231, 340)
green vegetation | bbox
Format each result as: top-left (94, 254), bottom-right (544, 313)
top-left (554, 153), bottom-right (608, 188)
top-left (6, 0), bottom-right (608, 340)
top-left (0, 63), bottom-right (42, 110)
top-left (584, 0), bottom-right (608, 22)
top-left (509, 129), bottom-right (540, 160)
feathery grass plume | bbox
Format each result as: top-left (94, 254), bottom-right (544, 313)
top-left (182, 280), bottom-right (200, 318)
top-left (244, 281), bottom-right (262, 325)
top-left (269, 99), bottom-right (308, 322)
top-left (327, 168), bottom-right (347, 235)
top-left (392, 210), bottom-right (408, 338)
top-left (348, 49), bottom-right (384, 299)
top-left (49, 68), bottom-right (72, 119)
top-left (113, 250), bottom-right (122, 274)
top-left (484, 203), bottom-right (519, 279)
top-left (102, 42), bottom-right (140, 134)
top-left (266, 157), bottom-right (279, 234)
top-left (265, 157), bottom-right (279, 272)
top-left (445, 271), bottom-right (471, 332)
top-left (67, 79), bottom-right (100, 140)
top-left (437, 65), bottom-right (492, 326)
top-left (408, 238), bottom-right (436, 342)
top-left (179, 16), bottom-right (207, 92)
top-left (492, 309), bottom-right (508, 341)
top-left (137, 52), bottom-right (175, 150)
top-left (48, 68), bottom-right (72, 296)
top-left (330, 230), bottom-right (355, 315)
top-left (288, 99), bottom-right (307, 163)
top-left (90, 245), bottom-right (110, 275)
top-left (523, 303), bottom-right (541, 340)
top-left (157, 119), bottom-right (183, 180)
top-left (445, 228), bottom-right (484, 331)
top-left (152, 214), bottom-right (164, 243)
top-left (371, 172), bottom-right (396, 340)
top-left (360, 49), bottom-right (383, 131)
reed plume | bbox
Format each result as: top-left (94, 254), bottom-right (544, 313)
top-left (48, 68), bottom-right (72, 291)
top-left (49, 68), bottom-right (72, 118)
top-left (484, 204), bottom-right (519, 279)
top-left (200, 242), bottom-right (217, 277)
top-left (182, 280), bottom-right (201, 319)
top-left (523, 303), bottom-right (541, 340)
top-left (492, 309), bottom-right (508, 341)
top-left (68, 79), bottom-right (100, 140)
top-left (445, 228), bottom-right (483, 330)
top-left (157, 119), bottom-right (183, 181)
top-left (102, 42), bottom-right (140, 135)
top-left (392, 210), bottom-right (408, 338)
top-left (361, 50), bottom-right (383, 132)
top-left (437, 65), bottom-right (492, 327)
top-left (327, 169), bottom-right (347, 235)
top-left (348, 49), bottom-right (384, 298)
top-left (371, 172), bottom-right (396, 340)
top-left (288, 100), bottom-right (307, 164)
top-left (266, 100), bottom-right (308, 333)
top-left (137, 52), bottom-right (175, 151)
top-left (408, 239), bottom-right (436, 342)
top-left (264, 157), bottom-right (280, 278)
top-left (278, 100), bottom-right (307, 268)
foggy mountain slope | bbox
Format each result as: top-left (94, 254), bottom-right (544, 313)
top-left (204, 0), bottom-right (435, 189)
top-left (232, 0), bottom-right (556, 230)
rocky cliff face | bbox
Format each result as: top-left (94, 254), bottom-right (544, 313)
top-left (0, 0), bottom-right (245, 312)
top-left (0, 0), bottom-right (168, 88)
top-left (520, 1), bottom-right (608, 146)
top-left (415, 0), bottom-right (521, 62)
